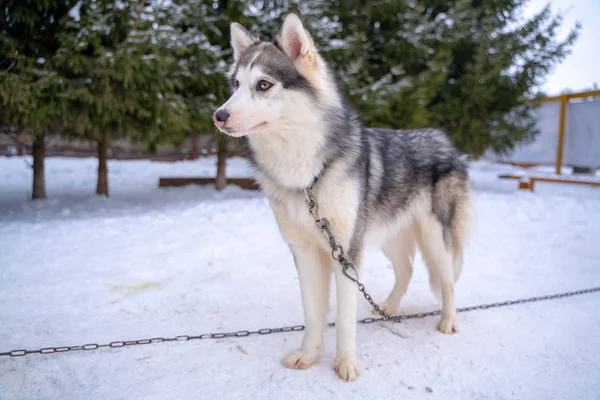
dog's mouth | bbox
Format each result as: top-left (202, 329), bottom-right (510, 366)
top-left (218, 122), bottom-right (268, 137)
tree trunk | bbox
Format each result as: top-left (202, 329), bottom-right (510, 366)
top-left (188, 135), bottom-right (199, 160)
top-left (215, 135), bottom-right (227, 190)
top-left (31, 133), bottom-right (47, 200)
top-left (16, 130), bottom-right (23, 156)
top-left (96, 134), bottom-right (109, 196)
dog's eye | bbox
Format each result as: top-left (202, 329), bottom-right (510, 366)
top-left (234, 80), bottom-right (240, 90)
top-left (257, 80), bottom-right (273, 91)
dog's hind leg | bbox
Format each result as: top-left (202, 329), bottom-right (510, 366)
top-left (378, 226), bottom-right (416, 315)
top-left (416, 213), bottom-right (459, 334)
top-left (282, 245), bottom-right (332, 370)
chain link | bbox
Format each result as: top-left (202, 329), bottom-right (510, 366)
top-left (2, 189), bottom-right (599, 358)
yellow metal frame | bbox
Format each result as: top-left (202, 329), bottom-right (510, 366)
top-left (529, 90), bottom-right (600, 174)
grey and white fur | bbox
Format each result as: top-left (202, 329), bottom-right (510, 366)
top-left (213, 14), bottom-right (471, 382)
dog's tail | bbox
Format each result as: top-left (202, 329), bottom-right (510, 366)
top-left (428, 169), bottom-right (471, 303)
top-left (450, 178), bottom-right (471, 283)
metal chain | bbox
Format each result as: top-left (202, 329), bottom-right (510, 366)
top-left (360, 286), bottom-right (600, 323)
top-left (302, 187), bottom-right (400, 322)
top-left (2, 286), bottom-right (599, 358)
top-left (2, 189), bottom-right (599, 358)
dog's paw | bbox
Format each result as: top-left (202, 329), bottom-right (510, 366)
top-left (282, 349), bottom-right (319, 370)
top-left (437, 316), bottom-right (459, 334)
top-left (334, 357), bottom-right (360, 382)
top-left (372, 301), bottom-right (398, 316)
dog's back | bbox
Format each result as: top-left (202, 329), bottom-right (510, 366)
top-left (338, 127), bottom-right (470, 297)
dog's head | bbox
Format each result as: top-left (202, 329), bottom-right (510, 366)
top-left (213, 14), bottom-right (332, 137)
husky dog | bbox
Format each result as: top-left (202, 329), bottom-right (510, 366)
top-left (213, 14), bottom-right (471, 381)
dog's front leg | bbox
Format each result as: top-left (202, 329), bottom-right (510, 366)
top-left (333, 256), bottom-right (361, 382)
top-left (282, 245), bottom-right (331, 370)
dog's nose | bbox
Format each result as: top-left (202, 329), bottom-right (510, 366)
top-left (213, 109), bottom-right (230, 127)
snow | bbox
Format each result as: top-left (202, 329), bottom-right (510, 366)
top-left (328, 39), bottom-right (348, 49)
top-left (1, 156), bottom-right (600, 399)
top-left (68, 1), bottom-right (82, 22)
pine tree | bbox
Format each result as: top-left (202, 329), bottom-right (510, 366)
top-left (0, 0), bottom-right (78, 199)
top-left (54, 0), bottom-right (191, 196)
top-left (422, 0), bottom-right (580, 156)
top-left (160, 0), bottom-right (231, 189)
top-left (321, 1), bottom-right (452, 130)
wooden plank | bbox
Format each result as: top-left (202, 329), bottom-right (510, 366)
top-left (158, 177), bottom-right (260, 190)
top-left (523, 89), bottom-right (600, 103)
top-left (498, 174), bottom-right (523, 180)
top-left (499, 175), bottom-right (535, 191)
top-left (519, 180), bottom-right (534, 191)
top-left (498, 174), bottom-right (600, 191)
top-left (564, 89), bottom-right (600, 101)
top-left (513, 163), bottom-right (539, 169)
top-left (530, 176), bottom-right (600, 187)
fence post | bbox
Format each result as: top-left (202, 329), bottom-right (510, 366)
top-left (555, 94), bottom-right (569, 175)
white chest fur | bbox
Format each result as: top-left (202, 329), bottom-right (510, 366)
top-left (258, 161), bottom-right (361, 254)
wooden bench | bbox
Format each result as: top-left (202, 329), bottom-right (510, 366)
top-left (498, 174), bottom-right (600, 191)
top-left (158, 177), bottom-right (260, 190)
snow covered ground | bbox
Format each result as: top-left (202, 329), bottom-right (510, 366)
top-left (1, 156), bottom-right (600, 400)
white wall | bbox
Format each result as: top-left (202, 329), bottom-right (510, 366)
top-left (487, 98), bottom-right (600, 168)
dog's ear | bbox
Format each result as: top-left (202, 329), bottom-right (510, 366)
top-left (231, 22), bottom-right (259, 62)
top-left (278, 14), bottom-right (315, 63)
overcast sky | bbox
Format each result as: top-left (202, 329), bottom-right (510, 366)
top-left (525, 0), bottom-right (600, 95)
